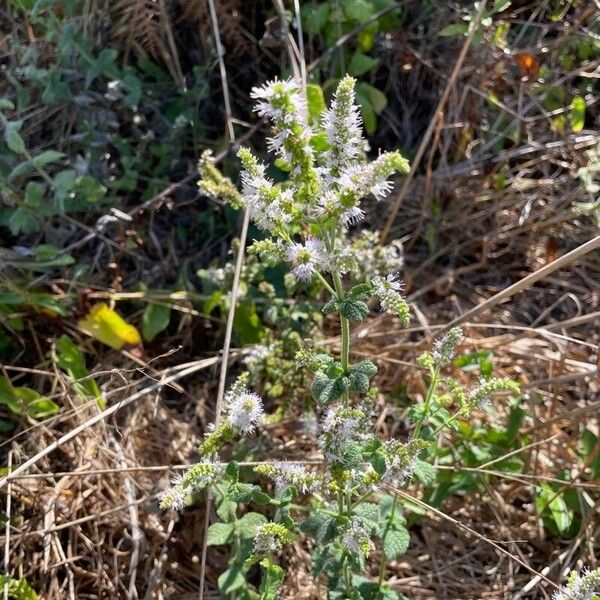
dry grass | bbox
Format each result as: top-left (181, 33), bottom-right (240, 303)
top-left (2, 1), bottom-right (599, 599)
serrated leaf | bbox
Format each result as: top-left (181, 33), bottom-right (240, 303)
top-left (206, 522), bottom-right (234, 546)
top-left (300, 512), bottom-right (337, 543)
top-left (339, 298), bottom-right (369, 321)
top-left (238, 512), bottom-right (268, 539)
top-left (383, 525), bottom-right (410, 560)
top-left (413, 459), bottom-right (436, 486)
top-left (142, 303), bottom-right (171, 342)
top-left (218, 565), bottom-right (245, 594)
top-left (352, 502), bottom-right (380, 533)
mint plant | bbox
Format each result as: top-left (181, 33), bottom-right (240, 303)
top-left (160, 76), bottom-right (519, 599)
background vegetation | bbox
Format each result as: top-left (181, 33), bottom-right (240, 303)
top-left (0, 0), bottom-right (598, 598)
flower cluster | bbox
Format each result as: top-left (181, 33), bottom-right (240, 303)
top-left (372, 273), bottom-right (411, 324)
top-left (224, 387), bottom-right (264, 435)
top-left (553, 567), bottom-right (600, 600)
top-left (343, 522), bottom-right (375, 558)
top-left (239, 75), bottom-right (409, 285)
top-left (159, 461), bottom-right (224, 511)
top-left (319, 403), bottom-right (372, 465)
top-left (254, 462), bottom-right (320, 494)
top-left (253, 522), bottom-right (296, 554)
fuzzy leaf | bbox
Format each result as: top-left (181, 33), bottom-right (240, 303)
top-left (206, 522), bottom-right (234, 546)
top-left (322, 297), bottom-right (339, 314)
top-left (413, 459), bottom-right (436, 486)
top-left (238, 512), bottom-right (268, 539)
top-left (339, 298), bottom-right (369, 321)
top-left (383, 525), bottom-right (410, 560)
top-left (311, 371), bottom-right (348, 404)
top-left (300, 512), bottom-right (337, 543)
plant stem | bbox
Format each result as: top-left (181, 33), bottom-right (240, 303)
top-left (413, 365), bottom-right (441, 439)
top-left (332, 271), bottom-right (350, 402)
top-left (377, 494), bottom-right (398, 592)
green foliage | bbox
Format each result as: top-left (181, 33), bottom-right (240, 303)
top-left (0, 375), bottom-right (59, 419)
top-left (0, 577), bottom-right (38, 600)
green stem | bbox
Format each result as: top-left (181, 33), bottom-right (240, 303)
top-left (316, 271), bottom-right (338, 297)
top-left (413, 365), bottom-right (441, 439)
top-left (376, 494), bottom-right (398, 592)
top-left (332, 271), bottom-right (350, 405)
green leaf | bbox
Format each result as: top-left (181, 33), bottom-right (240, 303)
top-left (357, 96), bottom-right (376, 134)
top-left (304, 2), bottom-right (329, 35)
top-left (4, 120), bottom-right (26, 154)
top-left (0, 576), bottom-right (38, 599)
top-left (492, 0), bottom-right (511, 12)
top-left (206, 522), bottom-right (234, 546)
top-left (339, 298), bottom-right (369, 321)
top-left (570, 96), bottom-right (585, 132)
top-left (537, 484), bottom-right (572, 534)
top-left (258, 558), bottom-right (284, 600)
top-left (0, 99), bottom-right (16, 110)
top-left (54, 335), bottom-right (104, 407)
top-left (306, 83), bottom-right (326, 124)
top-left (413, 459), bottom-right (436, 486)
top-left (342, 0), bottom-right (375, 22)
top-left (31, 150), bottom-right (65, 168)
top-left (300, 511), bottom-right (337, 543)
top-left (311, 371), bottom-right (349, 404)
top-left (363, 84), bottom-right (388, 114)
top-left (0, 376), bottom-right (59, 418)
top-left (218, 565), bottom-right (245, 595)
top-left (142, 303), bottom-right (171, 342)
top-left (383, 525), bottom-right (410, 560)
top-left (352, 502), bottom-right (380, 533)
top-left (238, 512), bottom-right (268, 539)
top-left (349, 51), bottom-right (379, 76)
top-left (439, 23), bottom-right (469, 37)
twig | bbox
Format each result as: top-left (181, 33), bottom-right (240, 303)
top-left (3, 451), bottom-right (11, 600)
top-left (198, 2), bottom-right (247, 597)
top-left (443, 235), bottom-right (600, 330)
top-left (380, 0), bottom-right (490, 244)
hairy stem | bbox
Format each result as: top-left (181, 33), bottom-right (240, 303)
top-left (377, 493), bottom-right (398, 591)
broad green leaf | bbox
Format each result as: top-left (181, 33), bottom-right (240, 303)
top-left (0, 99), bottom-right (15, 110)
top-left (349, 51), bottom-right (379, 76)
top-left (32, 150), bottom-right (65, 168)
top-left (142, 303), bottom-right (171, 342)
top-left (0, 376), bottom-right (59, 419)
top-left (238, 512), bottom-right (268, 539)
top-left (439, 23), bottom-right (469, 37)
top-left (570, 96), bottom-right (585, 132)
top-left (54, 335), bottom-right (104, 408)
top-left (537, 484), bottom-right (572, 534)
top-left (206, 522), bottom-right (234, 546)
top-left (363, 83), bottom-right (388, 114)
top-left (383, 525), bottom-right (410, 560)
top-left (8, 208), bottom-right (42, 235)
top-left (4, 121), bottom-right (26, 154)
top-left (79, 303), bottom-right (142, 350)
top-left (218, 565), bottom-right (245, 594)
top-left (300, 511), bottom-right (337, 543)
